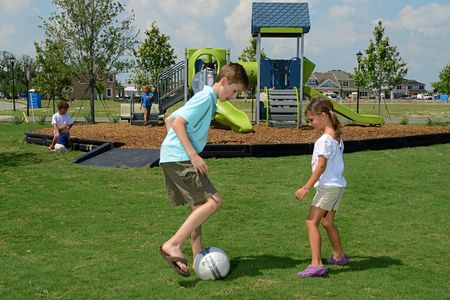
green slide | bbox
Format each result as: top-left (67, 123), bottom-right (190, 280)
top-left (214, 100), bottom-right (253, 133)
top-left (303, 86), bottom-right (384, 125)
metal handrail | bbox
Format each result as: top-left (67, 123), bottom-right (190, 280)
top-left (157, 61), bottom-right (185, 101)
top-left (293, 86), bottom-right (300, 128)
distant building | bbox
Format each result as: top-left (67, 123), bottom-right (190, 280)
top-left (306, 70), bottom-right (369, 99)
top-left (70, 73), bottom-right (117, 100)
top-left (392, 79), bottom-right (426, 98)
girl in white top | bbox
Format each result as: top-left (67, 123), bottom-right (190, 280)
top-left (295, 98), bottom-right (348, 278)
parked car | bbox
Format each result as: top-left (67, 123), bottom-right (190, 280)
top-left (323, 92), bottom-right (338, 99)
top-left (417, 93), bottom-right (433, 100)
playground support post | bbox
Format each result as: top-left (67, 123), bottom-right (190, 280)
top-left (256, 33), bottom-right (261, 124)
top-left (299, 34), bottom-right (305, 127)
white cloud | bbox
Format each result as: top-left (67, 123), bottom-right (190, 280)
top-left (158, 0), bottom-right (220, 18)
top-left (329, 6), bottom-right (356, 18)
top-left (389, 3), bottom-right (450, 37)
top-left (0, 0), bottom-right (31, 14)
top-left (224, 0), bottom-right (252, 52)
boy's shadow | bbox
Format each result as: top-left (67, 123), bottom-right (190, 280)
top-left (179, 254), bottom-right (403, 287)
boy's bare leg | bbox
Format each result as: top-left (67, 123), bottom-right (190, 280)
top-left (50, 130), bottom-right (58, 149)
top-left (305, 206), bottom-right (328, 267)
top-left (321, 211), bottom-right (345, 259)
top-left (162, 193), bottom-right (222, 272)
top-left (190, 204), bottom-right (203, 263)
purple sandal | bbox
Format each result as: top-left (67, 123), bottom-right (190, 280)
top-left (297, 265), bottom-right (327, 278)
top-left (327, 254), bottom-right (349, 265)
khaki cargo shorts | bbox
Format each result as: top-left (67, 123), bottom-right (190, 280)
top-left (161, 161), bottom-right (217, 207)
top-left (311, 186), bottom-right (344, 211)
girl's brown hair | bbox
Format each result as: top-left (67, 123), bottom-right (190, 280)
top-left (305, 98), bottom-right (342, 139)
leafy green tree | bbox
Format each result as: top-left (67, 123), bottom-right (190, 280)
top-left (41, 0), bottom-right (138, 123)
top-left (34, 39), bottom-right (72, 112)
top-left (0, 51), bottom-right (37, 99)
top-left (133, 21), bottom-right (176, 88)
top-left (354, 20), bottom-right (408, 114)
top-left (431, 63), bottom-right (450, 95)
top-left (238, 37), bottom-right (266, 62)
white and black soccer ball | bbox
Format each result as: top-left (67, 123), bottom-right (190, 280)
top-left (194, 247), bottom-right (230, 280)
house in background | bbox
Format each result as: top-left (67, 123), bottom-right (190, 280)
top-left (392, 79), bottom-right (426, 98)
top-left (70, 73), bottom-right (117, 100)
top-left (306, 70), bottom-right (369, 99)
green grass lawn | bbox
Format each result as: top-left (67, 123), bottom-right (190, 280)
top-left (1, 99), bottom-right (449, 124)
top-left (1, 123), bottom-right (450, 299)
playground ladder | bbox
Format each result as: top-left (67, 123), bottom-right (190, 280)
top-left (266, 89), bottom-right (299, 128)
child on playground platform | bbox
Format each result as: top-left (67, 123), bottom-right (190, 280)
top-left (50, 101), bottom-right (74, 151)
top-left (140, 85), bottom-right (154, 125)
top-left (158, 63), bottom-right (249, 277)
top-left (295, 98), bottom-right (348, 278)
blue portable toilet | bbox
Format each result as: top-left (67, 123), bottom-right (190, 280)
top-left (440, 93), bottom-right (448, 103)
top-left (29, 91), bottom-right (42, 108)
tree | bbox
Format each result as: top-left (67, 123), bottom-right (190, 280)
top-left (0, 51), bottom-right (37, 99)
top-left (133, 21), bottom-right (176, 88)
top-left (431, 63), bottom-right (450, 95)
top-left (41, 0), bottom-right (138, 123)
top-left (238, 37), bottom-right (266, 62)
top-left (354, 20), bottom-right (408, 115)
top-left (34, 39), bottom-right (72, 111)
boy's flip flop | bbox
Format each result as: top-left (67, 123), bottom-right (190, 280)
top-left (158, 246), bottom-right (190, 277)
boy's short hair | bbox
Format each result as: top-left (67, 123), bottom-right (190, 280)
top-left (216, 63), bottom-right (249, 89)
top-left (57, 101), bottom-right (69, 110)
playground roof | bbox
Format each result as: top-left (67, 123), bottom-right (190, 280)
top-left (251, 2), bottom-right (310, 37)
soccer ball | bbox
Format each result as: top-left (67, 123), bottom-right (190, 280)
top-left (194, 247), bottom-right (230, 280)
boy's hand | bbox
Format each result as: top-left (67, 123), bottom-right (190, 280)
top-left (190, 154), bottom-right (208, 174)
top-left (295, 186), bottom-right (309, 200)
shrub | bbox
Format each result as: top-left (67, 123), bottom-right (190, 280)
top-left (400, 116), bottom-right (409, 125)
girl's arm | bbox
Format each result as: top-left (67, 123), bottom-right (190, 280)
top-left (295, 155), bottom-right (327, 200)
top-left (171, 116), bottom-right (208, 175)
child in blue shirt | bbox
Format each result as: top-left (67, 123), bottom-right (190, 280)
top-left (158, 63), bottom-right (249, 277)
top-left (140, 85), bottom-right (154, 125)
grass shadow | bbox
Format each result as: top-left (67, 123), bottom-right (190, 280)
top-left (330, 255), bottom-right (403, 275)
top-left (179, 255), bottom-right (305, 287)
top-left (178, 255), bottom-right (403, 286)
top-left (0, 151), bottom-right (47, 168)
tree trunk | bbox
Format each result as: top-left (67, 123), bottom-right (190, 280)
top-left (377, 88), bottom-right (382, 116)
top-left (90, 84), bottom-right (95, 124)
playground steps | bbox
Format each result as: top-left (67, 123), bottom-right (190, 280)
top-left (130, 112), bottom-right (161, 126)
top-left (267, 89), bottom-right (299, 128)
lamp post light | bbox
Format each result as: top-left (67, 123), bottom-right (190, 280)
top-left (356, 51), bottom-right (363, 113)
top-left (25, 63), bottom-right (30, 116)
top-left (9, 56), bottom-right (16, 111)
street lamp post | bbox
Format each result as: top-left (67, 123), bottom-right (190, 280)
top-left (356, 51), bottom-right (363, 113)
top-left (10, 56), bottom-right (16, 111)
top-left (25, 64), bottom-right (30, 116)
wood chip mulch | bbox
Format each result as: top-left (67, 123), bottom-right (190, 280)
top-left (35, 123), bottom-right (450, 149)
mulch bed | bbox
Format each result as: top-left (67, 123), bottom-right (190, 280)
top-left (35, 123), bottom-right (450, 149)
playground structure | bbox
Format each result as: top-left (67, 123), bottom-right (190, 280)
top-left (128, 2), bottom-right (383, 130)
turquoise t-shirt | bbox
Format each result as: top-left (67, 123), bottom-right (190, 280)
top-left (159, 85), bottom-right (217, 163)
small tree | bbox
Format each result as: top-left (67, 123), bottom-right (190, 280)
top-left (354, 20), bottom-right (408, 114)
top-left (431, 63), bottom-right (450, 95)
top-left (133, 21), bottom-right (176, 88)
top-left (41, 0), bottom-right (138, 123)
top-left (34, 39), bottom-right (72, 112)
top-left (238, 37), bottom-right (266, 62)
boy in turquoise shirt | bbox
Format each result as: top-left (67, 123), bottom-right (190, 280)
top-left (159, 63), bottom-right (248, 277)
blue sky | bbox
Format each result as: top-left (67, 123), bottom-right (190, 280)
top-left (1, 0), bottom-right (449, 89)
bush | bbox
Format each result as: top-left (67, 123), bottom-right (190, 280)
top-left (400, 116), bottom-right (409, 125)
